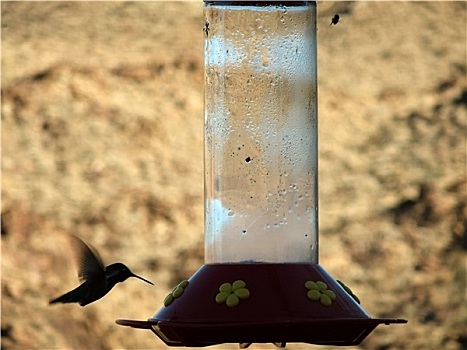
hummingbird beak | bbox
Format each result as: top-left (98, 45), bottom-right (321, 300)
top-left (132, 273), bottom-right (154, 285)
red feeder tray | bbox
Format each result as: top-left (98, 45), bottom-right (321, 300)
top-left (116, 263), bottom-right (406, 346)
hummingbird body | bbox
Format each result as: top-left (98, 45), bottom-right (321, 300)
top-left (50, 236), bottom-right (153, 307)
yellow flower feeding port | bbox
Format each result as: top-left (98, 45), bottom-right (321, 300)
top-left (116, 1), bottom-right (406, 347)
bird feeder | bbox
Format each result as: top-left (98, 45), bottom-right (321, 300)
top-left (116, 1), bottom-right (406, 347)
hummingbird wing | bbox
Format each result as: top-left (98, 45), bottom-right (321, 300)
top-left (69, 235), bottom-right (105, 283)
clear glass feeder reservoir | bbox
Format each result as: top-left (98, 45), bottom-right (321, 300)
top-left (204, 0), bottom-right (318, 264)
top-left (116, 2), bottom-right (406, 346)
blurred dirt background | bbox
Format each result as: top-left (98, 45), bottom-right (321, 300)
top-left (1, 1), bottom-right (466, 349)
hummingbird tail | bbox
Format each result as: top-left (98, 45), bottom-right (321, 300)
top-left (49, 284), bottom-right (89, 306)
top-left (49, 291), bottom-right (78, 305)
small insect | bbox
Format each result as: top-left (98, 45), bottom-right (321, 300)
top-left (203, 21), bottom-right (210, 37)
top-left (330, 14), bottom-right (340, 26)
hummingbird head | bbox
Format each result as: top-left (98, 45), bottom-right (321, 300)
top-left (106, 263), bottom-right (154, 286)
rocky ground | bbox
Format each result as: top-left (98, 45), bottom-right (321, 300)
top-left (1, 1), bottom-right (466, 350)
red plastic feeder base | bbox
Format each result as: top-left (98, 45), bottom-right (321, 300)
top-left (116, 263), bottom-right (406, 347)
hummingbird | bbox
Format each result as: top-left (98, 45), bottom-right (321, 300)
top-left (49, 235), bottom-right (153, 307)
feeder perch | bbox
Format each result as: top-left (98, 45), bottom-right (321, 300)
top-left (116, 1), bottom-right (406, 346)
